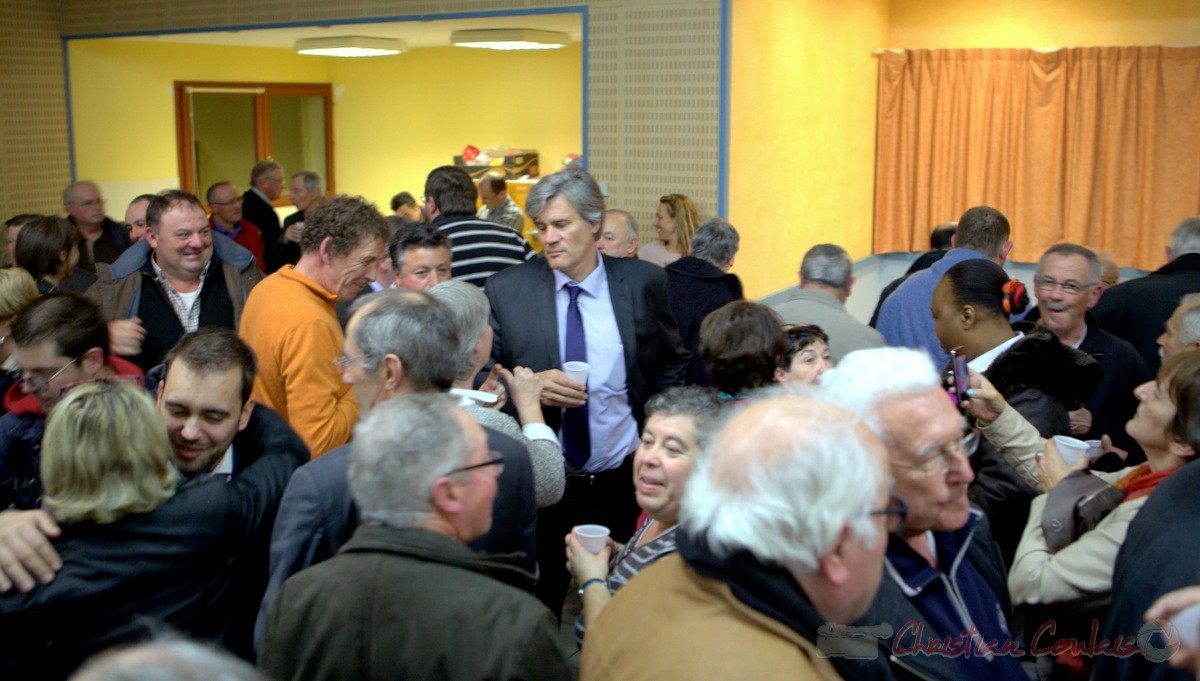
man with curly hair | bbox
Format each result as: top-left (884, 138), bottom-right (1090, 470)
top-left (239, 195), bottom-right (389, 457)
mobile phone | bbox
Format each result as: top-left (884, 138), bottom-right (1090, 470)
top-left (950, 349), bottom-right (969, 404)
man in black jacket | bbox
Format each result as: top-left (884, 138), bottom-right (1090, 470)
top-left (1094, 216), bottom-right (1200, 375)
top-left (0, 328), bottom-right (308, 660)
top-left (241, 160), bottom-right (284, 250)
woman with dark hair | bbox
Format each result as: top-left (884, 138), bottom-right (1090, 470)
top-left (638, 194), bottom-right (701, 267)
top-left (14, 216), bottom-right (93, 294)
top-left (699, 301), bottom-right (787, 400)
top-left (564, 385), bottom-right (722, 644)
top-left (932, 258), bottom-right (1102, 563)
top-left (776, 324), bottom-right (833, 384)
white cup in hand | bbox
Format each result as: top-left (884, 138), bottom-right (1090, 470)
top-left (1052, 435), bottom-right (1090, 465)
top-left (563, 361), bottom-right (589, 385)
top-left (1171, 603), bottom-right (1200, 650)
top-left (574, 524), bottom-right (610, 554)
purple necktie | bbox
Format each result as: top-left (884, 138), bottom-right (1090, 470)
top-left (563, 284), bottom-right (590, 468)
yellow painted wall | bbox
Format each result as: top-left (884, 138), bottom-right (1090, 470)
top-left (67, 40), bottom-right (332, 184)
top-left (67, 39), bottom-right (581, 214)
top-left (889, 0), bottom-right (1200, 49)
top-left (329, 43), bottom-right (582, 214)
top-left (728, 0), bottom-right (890, 298)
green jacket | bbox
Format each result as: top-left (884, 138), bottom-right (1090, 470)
top-left (259, 525), bottom-right (571, 681)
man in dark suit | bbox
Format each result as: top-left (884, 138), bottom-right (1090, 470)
top-left (241, 160), bottom-right (284, 250)
top-left (485, 165), bottom-right (689, 617)
top-left (255, 289), bottom-right (536, 647)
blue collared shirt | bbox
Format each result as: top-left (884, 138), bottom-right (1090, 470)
top-left (553, 256), bottom-right (639, 472)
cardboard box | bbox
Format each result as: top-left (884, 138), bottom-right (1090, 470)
top-left (453, 151), bottom-right (539, 179)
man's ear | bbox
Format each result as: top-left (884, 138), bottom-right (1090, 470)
top-left (997, 241), bottom-right (1014, 265)
top-left (817, 525), bottom-right (854, 588)
top-left (318, 236), bottom-right (334, 263)
top-left (237, 397), bottom-right (256, 433)
top-left (81, 347), bottom-right (106, 376)
top-left (378, 354), bottom-right (407, 394)
top-left (429, 475), bottom-right (463, 515)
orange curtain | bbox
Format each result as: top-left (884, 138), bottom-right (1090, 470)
top-left (874, 47), bottom-right (1200, 270)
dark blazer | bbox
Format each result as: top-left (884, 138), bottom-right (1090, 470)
top-left (664, 256), bottom-right (743, 386)
top-left (485, 254), bottom-right (690, 431)
top-left (0, 404), bottom-right (306, 681)
top-left (255, 425), bottom-right (536, 648)
top-left (1093, 253), bottom-right (1200, 375)
top-left (1094, 459), bottom-right (1200, 681)
top-left (241, 189), bottom-right (282, 250)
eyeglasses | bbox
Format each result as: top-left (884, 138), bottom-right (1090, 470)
top-left (1034, 276), bottom-right (1096, 296)
top-left (892, 428), bottom-right (981, 478)
top-left (446, 452), bottom-right (505, 477)
top-left (869, 492), bottom-right (909, 533)
top-left (332, 353), bottom-right (366, 368)
top-left (20, 355), bottom-right (81, 393)
top-left (210, 196), bottom-right (244, 206)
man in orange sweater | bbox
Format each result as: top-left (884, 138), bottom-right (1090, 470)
top-left (239, 195), bottom-right (389, 457)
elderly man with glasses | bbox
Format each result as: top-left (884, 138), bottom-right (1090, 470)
top-left (259, 393), bottom-right (570, 681)
top-left (822, 347), bottom-right (1026, 681)
top-left (1018, 243), bottom-right (1151, 462)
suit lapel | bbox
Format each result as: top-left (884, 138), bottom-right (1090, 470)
top-left (604, 256), bottom-right (637, 374)
top-left (535, 260), bottom-right (563, 367)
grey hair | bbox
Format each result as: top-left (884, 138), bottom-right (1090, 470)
top-left (69, 638), bottom-right (268, 681)
top-left (1178, 303), bottom-right (1200, 346)
top-left (681, 395), bottom-right (884, 574)
top-left (525, 165), bottom-right (605, 226)
top-left (428, 280), bottom-right (491, 380)
top-left (604, 209), bottom-right (639, 245)
top-left (800, 243), bottom-right (853, 290)
top-left (690, 218), bottom-right (740, 266)
top-left (1169, 217), bottom-right (1200, 259)
top-left (820, 347), bottom-right (940, 443)
top-left (291, 170), bottom-right (324, 193)
top-left (249, 159), bottom-right (282, 186)
top-left (644, 386), bottom-right (724, 453)
top-left (1036, 243), bottom-right (1101, 284)
top-left (348, 289), bottom-right (459, 392)
top-left (350, 394), bottom-right (470, 529)
top-left (62, 181), bottom-right (99, 206)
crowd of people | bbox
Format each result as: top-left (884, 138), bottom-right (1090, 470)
top-left (0, 159), bottom-right (1199, 681)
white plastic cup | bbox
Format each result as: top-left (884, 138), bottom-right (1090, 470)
top-left (563, 361), bottom-right (590, 385)
top-left (1052, 435), bottom-right (1090, 466)
top-left (1085, 439), bottom-right (1104, 460)
top-left (573, 524), bottom-right (610, 554)
top-left (1171, 603), bottom-right (1200, 650)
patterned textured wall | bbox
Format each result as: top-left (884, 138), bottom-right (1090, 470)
top-left (5, 0), bottom-right (721, 238)
top-left (0, 0), bottom-right (71, 215)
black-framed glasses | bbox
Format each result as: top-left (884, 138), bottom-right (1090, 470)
top-left (892, 427), bottom-right (981, 478)
top-left (446, 452), bottom-right (505, 477)
top-left (870, 492), bottom-right (909, 533)
top-left (20, 355), bottom-right (81, 393)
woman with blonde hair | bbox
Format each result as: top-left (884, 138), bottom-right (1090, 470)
top-left (0, 267), bottom-right (39, 409)
top-left (639, 193), bottom-right (701, 267)
top-left (0, 380), bottom-right (302, 680)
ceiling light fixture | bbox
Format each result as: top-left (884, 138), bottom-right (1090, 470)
top-left (450, 28), bottom-right (571, 51)
top-left (294, 36), bottom-right (407, 57)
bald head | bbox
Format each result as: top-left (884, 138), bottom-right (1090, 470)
top-left (63, 181), bottom-right (106, 230)
top-left (598, 209), bottom-right (639, 258)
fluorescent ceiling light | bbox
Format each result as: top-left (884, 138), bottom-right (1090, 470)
top-left (294, 36), bottom-right (407, 57)
top-left (450, 28), bottom-right (571, 51)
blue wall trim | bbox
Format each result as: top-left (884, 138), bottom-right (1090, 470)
top-left (717, 0), bottom-right (731, 218)
top-left (62, 37), bottom-right (77, 181)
